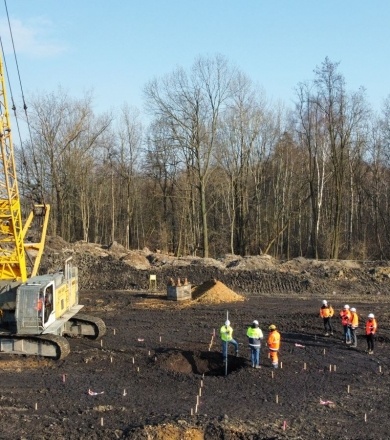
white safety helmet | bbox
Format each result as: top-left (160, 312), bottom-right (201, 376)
top-left (350, 307), bottom-right (356, 312)
top-left (225, 320), bottom-right (230, 326)
top-left (344, 304), bottom-right (350, 309)
top-left (368, 313), bottom-right (375, 319)
top-left (322, 300), bottom-right (327, 305)
top-left (253, 320), bottom-right (259, 325)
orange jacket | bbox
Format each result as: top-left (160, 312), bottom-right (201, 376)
top-left (365, 319), bottom-right (377, 335)
top-left (267, 330), bottom-right (281, 351)
top-left (35, 298), bottom-right (43, 312)
top-left (320, 305), bottom-right (334, 318)
top-left (340, 309), bottom-right (351, 326)
top-left (349, 312), bottom-right (359, 328)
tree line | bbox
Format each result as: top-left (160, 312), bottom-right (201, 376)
top-left (15, 56), bottom-right (390, 260)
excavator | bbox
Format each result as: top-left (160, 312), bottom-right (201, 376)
top-left (0, 50), bottom-right (106, 359)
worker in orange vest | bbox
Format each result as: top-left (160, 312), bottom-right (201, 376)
top-left (348, 307), bottom-right (359, 348)
top-left (365, 313), bottom-right (377, 354)
top-left (339, 305), bottom-right (352, 344)
top-left (319, 300), bottom-right (334, 336)
top-left (267, 324), bottom-right (281, 369)
top-left (35, 294), bottom-right (44, 319)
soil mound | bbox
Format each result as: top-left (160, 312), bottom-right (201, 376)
top-left (192, 279), bottom-right (245, 304)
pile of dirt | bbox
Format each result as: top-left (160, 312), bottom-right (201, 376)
top-left (192, 279), bottom-right (245, 304)
top-left (40, 236), bottom-right (390, 296)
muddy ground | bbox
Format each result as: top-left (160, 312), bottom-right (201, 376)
top-left (1, 286), bottom-right (390, 440)
top-left (1, 240), bottom-right (390, 439)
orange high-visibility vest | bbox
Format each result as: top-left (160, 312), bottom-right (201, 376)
top-left (35, 298), bottom-right (43, 311)
top-left (340, 310), bottom-right (351, 326)
top-left (267, 330), bottom-right (281, 351)
top-left (320, 305), bottom-right (334, 318)
top-left (365, 319), bottom-right (377, 335)
top-left (350, 312), bottom-right (359, 328)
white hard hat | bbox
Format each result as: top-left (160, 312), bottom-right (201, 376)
top-left (322, 300), bottom-right (327, 305)
top-left (368, 313), bottom-right (375, 319)
top-left (344, 304), bottom-right (350, 309)
top-left (350, 307), bottom-right (356, 312)
top-left (253, 320), bottom-right (259, 325)
top-left (225, 320), bottom-right (230, 326)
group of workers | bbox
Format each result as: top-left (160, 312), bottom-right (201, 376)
top-left (320, 300), bottom-right (378, 354)
top-left (220, 301), bottom-right (379, 369)
top-left (220, 319), bottom-right (281, 369)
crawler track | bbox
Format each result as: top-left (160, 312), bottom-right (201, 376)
top-left (0, 333), bottom-right (70, 359)
top-left (68, 313), bottom-right (106, 339)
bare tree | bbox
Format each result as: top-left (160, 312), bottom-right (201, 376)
top-left (144, 55), bottom-right (237, 257)
top-left (306, 58), bottom-right (368, 259)
top-left (23, 88), bottom-right (111, 240)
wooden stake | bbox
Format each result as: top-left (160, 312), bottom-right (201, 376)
top-left (329, 364), bottom-right (332, 372)
top-left (364, 413), bottom-right (367, 422)
top-left (379, 366), bottom-right (382, 373)
top-left (280, 362), bottom-right (283, 369)
top-left (201, 380), bottom-right (204, 387)
top-left (323, 348), bottom-right (326, 355)
top-left (100, 339), bottom-right (103, 347)
top-left (113, 328), bottom-right (116, 335)
top-left (347, 385), bottom-right (350, 393)
top-left (159, 336), bottom-right (162, 342)
top-left (196, 395), bottom-right (199, 405)
top-left (195, 404), bottom-right (198, 413)
top-left (35, 402), bottom-right (38, 410)
top-left (276, 394), bottom-right (279, 404)
top-left (333, 364), bottom-right (337, 372)
top-left (191, 408), bottom-right (193, 415)
top-left (137, 367), bottom-right (140, 372)
top-left (271, 371), bottom-right (274, 379)
top-left (110, 356), bottom-right (113, 363)
top-left (148, 350), bottom-right (150, 356)
top-left (123, 389), bottom-right (127, 396)
top-left (304, 362), bottom-right (306, 370)
top-left (132, 357), bottom-right (135, 364)
top-left (62, 374), bottom-right (66, 383)
top-left (101, 417), bottom-right (104, 426)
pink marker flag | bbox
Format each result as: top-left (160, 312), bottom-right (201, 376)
top-left (320, 399), bottom-right (334, 405)
top-left (295, 343), bottom-right (305, 348)
top-left (88, 389), bottom-right (104, 396)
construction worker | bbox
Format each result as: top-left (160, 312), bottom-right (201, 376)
top-left (35, 294), bottom-right (44, 319)
top-left (267, 324), bottom-right (281, 369)
top-left (339, 304), bottom-right (352, 344)
top-left (365, 313), bottom-right (377, 354)
top-left (319, 300), bottom-right (334, 336)
top-left (348, 307), bottom-right (359, 348)
top-left (220, 319), bottom-right (238, 362)
top-left (246, 320), bottom-right (263, 368)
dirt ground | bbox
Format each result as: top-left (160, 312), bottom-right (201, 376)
top-left (1, 283), bottom-right (390, 440)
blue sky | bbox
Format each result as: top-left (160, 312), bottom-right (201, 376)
top-left (1, 0), bottom-right (389, 123)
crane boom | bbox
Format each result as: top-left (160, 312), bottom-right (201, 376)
top-left (0, 51), bottom-right (28, 281)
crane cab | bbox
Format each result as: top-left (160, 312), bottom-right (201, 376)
top-left (14, 258), bottom-right (82, 336)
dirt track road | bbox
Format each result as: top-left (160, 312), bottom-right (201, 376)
top-left (1, 290), bottom-right (389, 439)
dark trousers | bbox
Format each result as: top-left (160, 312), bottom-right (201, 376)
top-left (366, 334), bottom-right (375, 351)
top-left (323, 317), bottom-right (333, 333)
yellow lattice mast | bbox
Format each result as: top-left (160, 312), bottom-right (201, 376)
top-left (0, 51), bottom-right (28, 281)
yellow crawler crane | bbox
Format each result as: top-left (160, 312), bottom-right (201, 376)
top-left (0, 52), bottom-right (105, 359)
